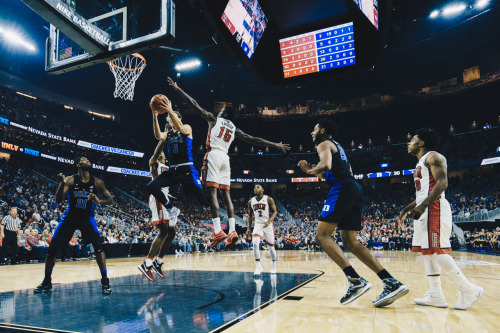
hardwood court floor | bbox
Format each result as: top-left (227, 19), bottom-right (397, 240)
top-left (0, 250), bottom-right (498, 332)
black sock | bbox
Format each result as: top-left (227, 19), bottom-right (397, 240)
top-left (101, 270), bottom-right (108, 279)
top-left (44, 270), bottom-right (52, 281)
top-left (343, 266), bottom-right (360, 279)
top-left (377, 269), bottom-right (393, 280)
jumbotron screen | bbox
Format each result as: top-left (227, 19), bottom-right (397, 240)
top-left (279, 22), bottom-right (355, 79)
top-left (221, 0), bottom-right (268, 59)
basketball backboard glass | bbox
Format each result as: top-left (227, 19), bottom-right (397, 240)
top-left (20, 0), bottom-right (175, 74)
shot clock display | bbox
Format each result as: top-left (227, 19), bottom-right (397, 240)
top-left (279, 22), bottom-right (355, 79)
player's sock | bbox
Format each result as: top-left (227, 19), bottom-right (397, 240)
top-left (424, 256), bottom-right (444, 295)
top-left (252, 237), bottom-right (261, 260)
top-left (155, 257), bottom-right (163, 264)
top-left (343, 266), bottom-right (360, 279)
top-left (146, 257), bottom-right (154, 267)
top-left (376, 269), bottom-right (393, 281)
top-left (434, 253), bottom-right (472, 289)
top-left (269, 245), bottom-right (276, 261)
top-left (101, 270), bottom-right (108, 279)
top-left (44, 270), bottom-right (52, 281)
top-left (213, 217), bottom-right (221, 234)
top-left (228, 217), bottom-right (236, 233)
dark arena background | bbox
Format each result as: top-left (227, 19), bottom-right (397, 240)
top-left (0, 0), bottom-right (499, 332)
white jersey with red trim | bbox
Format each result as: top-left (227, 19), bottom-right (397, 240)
top-left (251, 195), bottom-right (269, 224)
top-left (206, 117), bottom-right (236, 154)
top-left (151, 162), bottom-right (169, 179)
top-left (414, 151), bottom-right (445, 206)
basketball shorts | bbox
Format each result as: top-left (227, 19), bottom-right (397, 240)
top-left (202, 149), bottom-right (231, 190)
top-left (319, 178), bottom-right (362, 231)
top-left (412, 198), bottom-right (452, 255)
top-left (51, 217), bottom-right (101, 247)
top-left (253, 222), bottom-right (275, 246)
top-left (149, 194), bottom-right (175, 227)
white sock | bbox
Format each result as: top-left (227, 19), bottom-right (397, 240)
top-left (213, 217), bottom-right (221, 233)
top-left (434, 253), bottom-right (472, 289)
top-left (155, 257), bottom-right (163, 264)
top-left (269, 245), bottom-right (276, 261)
top-left (252, 237), bottom-right (261, 260)
top-left (424, 256), bottom-right (443, 296)
top-left (145, 258), bottom-right (153, 267)
top-left (228, 217), bottom-right (235, 233)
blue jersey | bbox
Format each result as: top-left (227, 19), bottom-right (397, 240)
top-left (63, 174), bottom-right (96, 220)
top-left (323, 138), bottom-right (353, 185)
top-left (165, 131), bottom-right (194, 166)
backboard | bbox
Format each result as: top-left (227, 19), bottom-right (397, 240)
top-left (20, 0), bottom-right (175, 74)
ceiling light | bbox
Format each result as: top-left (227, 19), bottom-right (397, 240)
top-left (0, 25), bottom-right (36, 51)
top-left (429, 10), bottom-right (440, 18)
top-left (475, 0), bottom-right (489, 9)
top-left (175, 59), bottom-right (201, 71)
top-left (442, 4), bottom-right (467, 16)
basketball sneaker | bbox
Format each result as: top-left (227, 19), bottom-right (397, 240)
top-left (254, 262), bottom-right (263, 275)
top-left (138, 262), bottom-right (156, 282)
top-left (454, 284), bottom-right (484, 310)
top-left (34, 279), bottom-right (52, 294)
top-left (167, 206), bottom-right (180, 225)
top-left (152, 260), bottom-right (166, 278)
top-left (340, 276), bottom-right (372, 305)
top-left (414, 290), bottom-right (448, 308)
top-left (209, 230), bottom-right (228, 248)
top-left (225, 231), bottom-right (239, 249)
top-left (372, 278), bottom-right (409, 307)
top-left (101, 277), bottom-right (112, 295)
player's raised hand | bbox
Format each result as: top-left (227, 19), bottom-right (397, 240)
top-left (276, 142), bottom-right (290, 153)
top-left (87, 193), bottom-right (100, 204)
top-left (167, 77), bottom-right (180, 91)
top-left (57, 173), bottom-right (66, 183)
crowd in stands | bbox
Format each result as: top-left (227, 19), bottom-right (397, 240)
top-left (464, 228), bottom-right (500, 253)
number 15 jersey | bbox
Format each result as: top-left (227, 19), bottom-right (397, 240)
top-left (206, 117), bottom-right (236, 154)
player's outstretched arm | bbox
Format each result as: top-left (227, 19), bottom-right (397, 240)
top-left (235, 128), bottom-right (290, 153)
top-left (152, 111), bottom-right (168, 141)
top-left (409, 152), bottom-right (448, 219)
top-left (55, 174), bottom-right (74, 204)
top-left (90, 178), bottom-right (114, 206)
top-left (149, 140), bottom-right (166, 168)
top-left (246, 200), bottom-right (253, 238)
top-left (264, 197), bottom-right (278, 228)
top-left (167, 77), bottom-right (216, 125)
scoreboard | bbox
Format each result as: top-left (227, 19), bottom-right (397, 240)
top-left (279, 22), bottom-right (355, 79)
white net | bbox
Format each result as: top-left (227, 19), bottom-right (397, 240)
top-left (108, 53), bottom-right (146, 101)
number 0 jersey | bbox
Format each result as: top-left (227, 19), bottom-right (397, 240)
top-left (64, 174), bottom-right (96, 220)
top-left (251, 195), bottom-right (269, 224)
top-left (206, 117), bottom-right (236, 154)
top-left (414, 151), bottom-right (446, 206)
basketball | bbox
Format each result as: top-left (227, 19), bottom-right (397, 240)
top-left (150, 94), bottom-right (170, 114)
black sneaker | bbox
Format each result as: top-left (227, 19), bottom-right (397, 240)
top-left (101, 277), bottom-right (112, 295)
top-left (340, 277), bottom-right (372, 305)
top-left (152, 261), bottom-right (166, 278)
top-left (34, 280), bottom-right (52, 294)
top-left (373, 278), bottom-right (409, 307)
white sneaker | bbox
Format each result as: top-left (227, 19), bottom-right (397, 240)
top-left (254, 263), bottom-right (263, 275)
top-left (167, 206), bottom-right (180, 225)
top-left (175, 250), bottom-right (178, 254)
top-left (414, 291), bottom-right (448, 308)
top-left (454, 284), bottom-right (484, 310)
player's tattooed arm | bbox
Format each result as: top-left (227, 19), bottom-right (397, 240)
top-left (246, 200), bottom-right (253, 238)
top-left (167, 77), bottom-right (216, 126)
top-left (409, 152), bottom-right (448, 219)
top-left (90, 178), bottom-right (114, 206)
top-left (149, 140), bottom-right (166, 168)
top-left (235, 128), bottom-right (290, 153)
top-left (264, 197), bottom-right (278, 228)
top-left (55, 174), bottom-right (74, 204)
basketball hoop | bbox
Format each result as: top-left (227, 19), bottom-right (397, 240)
top-left (108, 53), bottom-right (146, 101)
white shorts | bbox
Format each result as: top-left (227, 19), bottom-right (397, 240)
top-left (149, 193), bottom-right (174, 227)
top-left (412, 198), bottom-right (452, 255)
top-left (253, 223), bottom-right (275, 246)
top-left (202, 149), bottom-right (231, 190)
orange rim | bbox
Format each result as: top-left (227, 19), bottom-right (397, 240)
top-left (107, 53), bottom-right (146, 71)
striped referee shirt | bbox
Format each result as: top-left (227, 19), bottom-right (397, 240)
top-left (1, 215), bottom-right (22, 232)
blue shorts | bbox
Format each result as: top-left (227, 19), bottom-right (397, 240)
top-left (320, 178), bottom-right (363, 231)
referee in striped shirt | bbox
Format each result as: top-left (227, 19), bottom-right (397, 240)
top-left (1, 207), bottom-right (22, 265)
